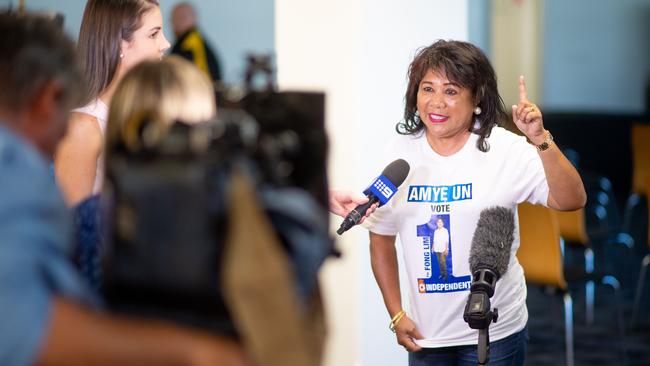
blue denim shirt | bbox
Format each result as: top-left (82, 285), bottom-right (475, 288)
top-left (0, 125), bottom-right (96, 366)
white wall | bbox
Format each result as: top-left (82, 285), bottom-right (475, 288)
top-left (3, 0), bottom-right (274, 85)
top-left (276, 1), bottom-right (468, 365)
top-left (275, 3), bottom-right (363, 365)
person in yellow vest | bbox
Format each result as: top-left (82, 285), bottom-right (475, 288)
top-left (171, 2), bottom-right (222, 83)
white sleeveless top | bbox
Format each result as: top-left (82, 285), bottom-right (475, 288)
top-left (72, 99), bottom-right (108, 194)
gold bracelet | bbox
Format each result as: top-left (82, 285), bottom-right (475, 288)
top-left (389, 310), bottom-right (406, 333)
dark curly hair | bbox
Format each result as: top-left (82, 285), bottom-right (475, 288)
top-left (397, 40), bottom-right (507, 152)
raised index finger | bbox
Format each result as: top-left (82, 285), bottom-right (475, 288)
top-left (518, 75), bottom-right (528, 102)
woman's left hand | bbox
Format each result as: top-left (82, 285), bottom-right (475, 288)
top-left (511, 75), bottom-right (546, 146)
top-left (393, 314), bottom-right (423, 352)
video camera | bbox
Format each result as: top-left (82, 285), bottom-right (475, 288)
top-left (101, 55), bottom-right (333, 336)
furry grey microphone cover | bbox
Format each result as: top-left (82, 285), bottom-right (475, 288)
top-left (468, 206), bottom-right (515, 278)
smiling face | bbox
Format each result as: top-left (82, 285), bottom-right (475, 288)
top-left (416, 68), bottom-right (476, 145)
top-left (120, 6), bottom-right (170, 71)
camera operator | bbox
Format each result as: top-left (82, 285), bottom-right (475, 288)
top-left (0, 12), bottom-right (249, 366)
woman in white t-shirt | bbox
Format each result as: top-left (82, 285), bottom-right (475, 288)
top-left (55, 0), bottom-right (170, 206)
top-left (365, 40), bottom-right (586, 366)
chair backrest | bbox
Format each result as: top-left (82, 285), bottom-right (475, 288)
top-left (631, 123), bottom-right (650, 195)
top-left (517, 203), bottom-right (568, 290)
top-left (556, 208), bottom-right (589, 246)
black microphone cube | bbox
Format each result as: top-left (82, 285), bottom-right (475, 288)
top-left (463, 291), bottom-right (493, 329)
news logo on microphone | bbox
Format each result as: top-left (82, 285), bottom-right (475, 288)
top-left (336, 159), bottom-right (410, 235)
top-left (364, 174), bottom-right (397, 206)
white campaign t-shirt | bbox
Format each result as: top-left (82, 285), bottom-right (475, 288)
top-left (365, 126), bottom-right (549, 348)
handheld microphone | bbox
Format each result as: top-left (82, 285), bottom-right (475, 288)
top-left (336, 159), bottom-right (410, 235)
top-left (463, 206), bottom-right (515, 366)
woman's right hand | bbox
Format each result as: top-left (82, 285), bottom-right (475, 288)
top-left (393, 314), bottom-right (424, 352)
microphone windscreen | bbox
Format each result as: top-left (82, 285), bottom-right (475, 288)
top-left (381, 159), bottom-right (410, 187)
top-left (468, 206), bottom-right (515, 278)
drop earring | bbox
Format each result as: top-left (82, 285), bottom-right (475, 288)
top-left (474, 106), bottom-right (482, 115)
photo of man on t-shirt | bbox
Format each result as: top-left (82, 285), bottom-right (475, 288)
top-left (432, 217), bottom-right (449, 281)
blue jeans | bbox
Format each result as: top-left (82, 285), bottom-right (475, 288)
top-left (408, 326), bottom-right (528, 366)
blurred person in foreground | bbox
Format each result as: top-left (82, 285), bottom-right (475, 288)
top-left (170, 1), bottom-right (222, 83)
top-left (0, 11), bottom-right (248, 366)
top-left (106, 56), bottom-right (215, 150)
top-left (365, 40), bottom-right (586, 365)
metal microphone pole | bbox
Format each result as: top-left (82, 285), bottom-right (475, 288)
top-left (462, 269), bottom-right (499, 366)
top-left (477, 308), bottom-right (498, 365)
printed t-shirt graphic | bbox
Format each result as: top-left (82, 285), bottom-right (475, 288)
top-left (411, 184), bottom-right (472, 293)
